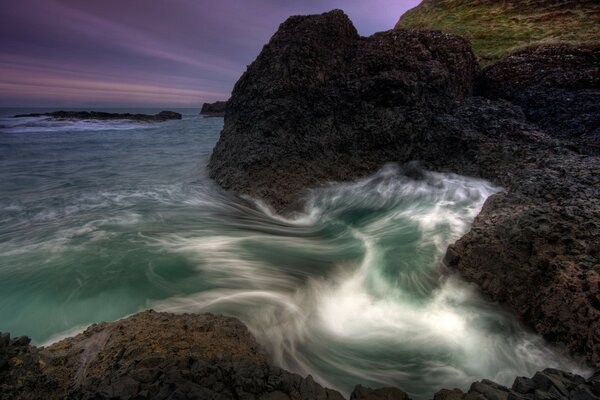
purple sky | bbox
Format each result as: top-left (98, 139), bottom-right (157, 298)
top-left (0, 0), bottom-right (421, 108)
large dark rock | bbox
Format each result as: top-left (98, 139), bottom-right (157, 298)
top-left (1, 311), bottom-right (345, 400)
top-left (430, 368), bottom-right (600, 400)
top-left (207, 10), bottom-right (600, 366)
top-left (208, 9), bottom-right (479, 211)
top-left (480, 43), bottom-right (600, 153)
top-left (13, 110), bottom-right (182, 122)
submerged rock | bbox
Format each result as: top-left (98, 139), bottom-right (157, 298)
top-left (207, 10), bottom-right (600, 366)
top-left (13, 110), bottom-right (182, 122)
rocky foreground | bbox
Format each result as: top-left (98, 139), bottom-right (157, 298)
top-left (2, 311), bottom-right (599, 400)
top-left (13, 110), bottom-right (182, 122)
top-left (208, 10), bottom-right (600, 367)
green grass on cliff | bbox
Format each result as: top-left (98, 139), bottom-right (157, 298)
top-left (396, 0), bottom-right (600, 64)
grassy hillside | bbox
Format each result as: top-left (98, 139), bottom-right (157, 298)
top-left (396, 0), bottom-right (600, 64)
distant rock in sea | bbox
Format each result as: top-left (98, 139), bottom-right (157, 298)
top-left (200, 100), bottom-right (227, 117)
top-left (13, 110), bottom-right (182, 122)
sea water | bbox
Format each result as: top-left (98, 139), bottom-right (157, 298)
top-left (0, 108), bottom-right (586, 398)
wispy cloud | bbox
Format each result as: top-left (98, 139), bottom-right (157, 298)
top-left (0, 0), bottom-right (420, 107)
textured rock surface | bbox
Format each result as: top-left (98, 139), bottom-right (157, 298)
top-left (208, 9), bottom-right (479, 211)
top-left (13, 110), bottom-right (182, 122)
top-left (2, 312), bottom-right (598, 400)
top-left (1, 311), bottom-right (345, 400)
top-left (207, 10), bottom-right (600, 366)
top-left (480, 43), bottom-right (600, 153)
top-left (433, 368), bottom-right (600, 400)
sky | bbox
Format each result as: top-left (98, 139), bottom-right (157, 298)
top-left (0, 0), bottom-right (421, 108)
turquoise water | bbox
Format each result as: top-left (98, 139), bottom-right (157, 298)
top-left (0, 108), bottom-right (585, 397)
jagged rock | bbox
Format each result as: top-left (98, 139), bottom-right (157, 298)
top-left (2, 313), bottom-right (600, 399)
top-left (13, 110), bottom-right (182, 122)
top-left (480, 44), bottom-right (600, 153)
top-left (208, 9), bottom-right (479, 212)
top-left (207, 10), bottom-right (600, 366)
top-left (0, 311), bottom-right (346, 400)
top-left (350, 384), bottom-right (410, 400)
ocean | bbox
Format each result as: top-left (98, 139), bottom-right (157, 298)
top-left (0, 108), bottom-right (585, 398)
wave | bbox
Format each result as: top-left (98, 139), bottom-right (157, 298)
top-left (0, 163), bottom-right (587, 398)
top-left (150, 165), bottom-right (587, 398)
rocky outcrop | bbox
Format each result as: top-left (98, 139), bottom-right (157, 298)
top-left (2, 312), bottom-right (599, 400)
top-left (434, 369), bottom-right (600, 400)
top-left (1, 311), bottom-right (345, 400)
top-left (479, 43), bottom-right (600, 153)
top-left (13, 110), bottom-right (182, 122)
top-left (200, 101), bottom-right (228, 117)
top-left (207, 10), bottom-right (600, 366)
top-left (209, 10), bottom-right (479, 211)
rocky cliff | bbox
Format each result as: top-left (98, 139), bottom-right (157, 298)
top-left (2, 311), bottom-right (599, 399)
top-left (396, 0), bottom-right (600, 63)
top-left (207, 9), bottom-right (600, 367)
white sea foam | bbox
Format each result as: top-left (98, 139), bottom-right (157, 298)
top-left (153, 165), bottom-right (587, 398)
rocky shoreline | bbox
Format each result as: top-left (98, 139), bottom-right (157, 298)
top-left (208, 10), bottom-right (600, 367)
top-left (2, 311), bottom-right (599, 399)
top-left (13, 110), bottom-right (182, 122)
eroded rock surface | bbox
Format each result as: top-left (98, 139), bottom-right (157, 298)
top-left (1, 311), bottom-right (345, 400)
top-left (207, 10), bottom-right (600, 366)
top-left (2, 312), bottom-right (599, 400)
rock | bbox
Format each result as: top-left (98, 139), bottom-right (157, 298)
top-left (207, 9), bottom-right (600, 367)
top-left (208, 9), bottom-right (479, 212)
top-left (2, 312), bottom-right (600, 399)
top-left (480, 43), bottom-right (600, 154)
top-left (13, 110), bottom-right (182, 122)
top-left (350, 384), bottom-right (410, 400)
top-left (1, 311), bottom-right (347, 399)
top-left (200, 100), bottom-right (228, 117)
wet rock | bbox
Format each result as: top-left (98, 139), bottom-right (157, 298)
top-left (350, 384), bottom-right (410, 400)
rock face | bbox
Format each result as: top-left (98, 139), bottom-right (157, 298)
top-left (1, 311), bottom-right (345, 400)
top-left (434, 369), bottom-right (600, 400)
top-left (200, 101), bottom-right (228, 117)
top-left (13, 110), bottom-right (182, 122)
top-left (480, 43), bottom-right (600, 153)
top-left (207, 10), bottom-right (600, 367)
top-left (2, 311), bottom-right (599, 400)
top-left (209, 10), bottom-right (479, 211)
